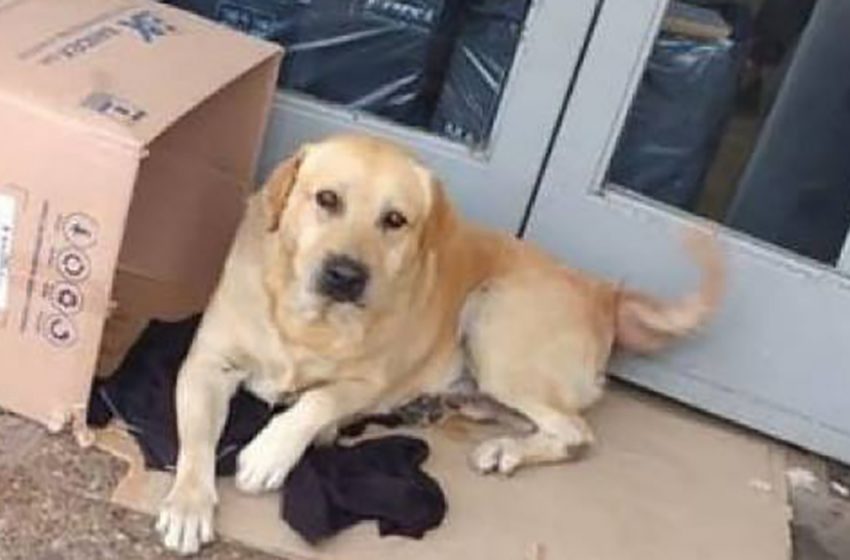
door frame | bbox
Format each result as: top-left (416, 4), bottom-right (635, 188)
top-left (256, 0), bottom-right (601, 233)
top-left (525, 0), bottom-right (850, 462)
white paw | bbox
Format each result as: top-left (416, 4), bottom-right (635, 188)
top-left (470, 437), bottom-right (523, 475)
top-left (235, 431), bottom-right (298, 494)
top-left (156, 483), bottom-right (216, 555)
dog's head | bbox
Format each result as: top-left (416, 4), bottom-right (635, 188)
top-left (262, 134), bottom-right (452, 321)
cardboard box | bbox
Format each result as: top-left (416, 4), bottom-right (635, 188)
top-left (0, 0), bottom-right (282, 431)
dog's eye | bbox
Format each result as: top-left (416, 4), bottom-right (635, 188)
top-left (380, 210), bottom-right (408, 231)
top-left (315, 189), bottom-right (342, 213)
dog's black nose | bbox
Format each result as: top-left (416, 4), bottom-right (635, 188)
top-left (317, 254), bottom-right (369, 303)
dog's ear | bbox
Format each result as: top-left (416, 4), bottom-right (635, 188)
top-left (264, 147), bottom-right (307, 232)
top-left (415, 165), bottom-right (455, 254)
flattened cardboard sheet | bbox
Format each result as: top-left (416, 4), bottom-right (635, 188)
top-left (99, 388), bottom-right (791, 560)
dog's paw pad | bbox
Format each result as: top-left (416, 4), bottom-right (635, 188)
top-left (470, 437), bottom-right (522, 476)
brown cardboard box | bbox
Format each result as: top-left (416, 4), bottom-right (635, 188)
top-left (0, 0), bottom-right (282, 431)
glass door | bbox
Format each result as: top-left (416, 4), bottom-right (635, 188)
top-left (164, 0), bottom-right (601, 232)
top-left (526, 0), bottom-right (850, 462)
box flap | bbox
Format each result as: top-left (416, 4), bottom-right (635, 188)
top-left (95, 268), bottom-right (204, 379)
top-left (0, 0), bottom-right (281, 146)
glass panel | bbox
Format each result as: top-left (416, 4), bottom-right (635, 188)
top-left (161, 0), bottom-right (531, 149)
top-left (607, 0), bottom-right (850, 266)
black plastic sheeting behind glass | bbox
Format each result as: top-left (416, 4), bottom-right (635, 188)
top-left (161, 0), bottom-right (526, 146)
top-left (609, 30), bottom-right (745, 210)
top-left (430, 0), bottom-right (530, 147)
top-left (609, 2), bottom-right (751, 211)
top-left (163, 0), bottom-right (463, 128)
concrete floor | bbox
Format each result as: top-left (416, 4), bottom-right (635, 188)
top-left (787, 459), bottom-right (850, 560)
top-left (1, 398), bottom-right (849, 560)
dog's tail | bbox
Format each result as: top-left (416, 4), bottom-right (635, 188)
top-left (614, 229), bottom-right (724, 354)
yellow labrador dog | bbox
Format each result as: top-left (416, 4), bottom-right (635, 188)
top-left (157, 134), bottom-right (723, 554)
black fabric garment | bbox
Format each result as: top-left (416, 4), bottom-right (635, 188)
top-left (87, 316), bottom-right (446, 542)
top-left (86, 315), bottom-right (278, 475)
top-left (284, 436), bottom-right (446, 543)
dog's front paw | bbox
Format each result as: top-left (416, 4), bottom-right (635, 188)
top-left (235, 430), bottom-right (299, 494)
top-left (470, 437), bottom-right (523, 476)
top-left (156, 481), bottom-right (216, 555)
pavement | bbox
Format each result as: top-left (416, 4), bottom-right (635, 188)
top-left (0, 410), bottom-right (280, 560)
